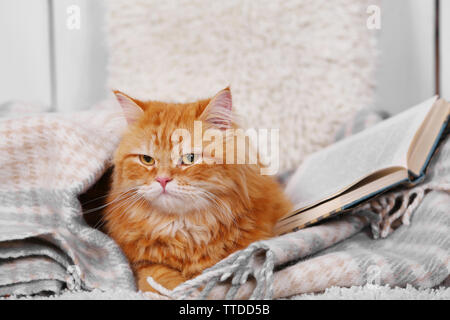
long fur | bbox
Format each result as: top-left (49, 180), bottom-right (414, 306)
top-left (104, 88), bottom-right (292, 292)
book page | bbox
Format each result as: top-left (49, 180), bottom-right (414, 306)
top-left (285, 96), bottom-right (437, 211)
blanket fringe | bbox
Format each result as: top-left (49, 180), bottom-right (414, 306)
top-left (66, 265), bottom-right (82, 291)
top-left (362, 182), bottom-right (450, 239)
top-left (144, 243), bottom-right (272, 300)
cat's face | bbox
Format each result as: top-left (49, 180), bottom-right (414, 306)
top-left (113, 88), bottom-right (241, 215)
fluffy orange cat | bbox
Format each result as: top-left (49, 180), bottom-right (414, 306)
top-left (104, 87), bottom-right (292, 292)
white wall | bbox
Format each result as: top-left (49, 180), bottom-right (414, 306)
top-left (374, 0), bottom-right (435, 114)
top-left (441, 0), bottom-right (450, 100)
top-left (0, 0), bottom-right (108, 111)
top-left (0, 0), bottom-right (52, 107)
top-left (52, 0), bottom-right (108, 111)
top-left (0, 0), bottom-right (439, 114)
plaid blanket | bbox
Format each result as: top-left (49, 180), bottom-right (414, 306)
top-left (0, 105), bottom-right (136, 296)
top-left (0, 103), bottom-right (448, 298)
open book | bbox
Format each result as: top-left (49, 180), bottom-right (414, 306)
top-left (275, 97), bottom-right (450, 235)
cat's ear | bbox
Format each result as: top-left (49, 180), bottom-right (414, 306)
top-left (113, 90), bottom-right (144, 125)
top-left (200, 87), bottom-right (233, 130)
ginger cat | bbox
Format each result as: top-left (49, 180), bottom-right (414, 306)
top-left (104, 87), bottom-right (292, 292)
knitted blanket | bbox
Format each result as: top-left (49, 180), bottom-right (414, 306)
top-left (0, 106), bottom-right (136, 296)
top-left (0, 104), bottom-right (448, 298)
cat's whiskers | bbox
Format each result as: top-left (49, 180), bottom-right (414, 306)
top-left (83, 187), bottom-right (139, 215)
top-left (93, 190), bottom-right (140, 229)
top-left (107, 191), bottom-right (141, 216)
top-left (183, 191), bottom-right (210, 214)
top-left (123, 196), bottom-right (146, 218)
top-left (81, 188), bottom-right (138, 207)
top-left (156, 183), bottom-right (232, 221)
top-left (98, 192), bottom-right (145, 230)
top-left (165, 185), bottom-right (212, 212)
top-left (165, 183), bottom-right (237, 228)
top-left (137, 184), bottom-right (164, 201)
top-left (201, 189), bottom-right (237, 228)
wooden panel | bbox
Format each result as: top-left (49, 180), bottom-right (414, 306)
top-left (0, 0), bottom-right (52, 107)
top-left (52, 0), bottom-right (108, 111)
top-left (440, 0), bottom-right (450, 99)
top-left (375, 0), bottom-right (435, 113)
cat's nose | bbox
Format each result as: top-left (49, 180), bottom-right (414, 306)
top-left (156, 177), bottom-right (172, 190)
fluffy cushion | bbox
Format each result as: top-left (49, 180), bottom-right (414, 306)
top-left (105, 0), bottom-right (377, 171)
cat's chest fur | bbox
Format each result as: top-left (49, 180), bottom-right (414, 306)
top-left (107, 207), bottom-right (252, 278)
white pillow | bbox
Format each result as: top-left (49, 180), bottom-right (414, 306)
top-left (105, 0), bottom-right (377, 171)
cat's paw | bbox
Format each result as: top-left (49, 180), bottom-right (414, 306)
top-left (137, 275), bottom-right (159, 293)
top-left (136, 265), bottom-right (186, 293)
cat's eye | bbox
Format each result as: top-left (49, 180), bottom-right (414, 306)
top-left (181, 153), bottom-right (199, 165)
top-left (139, 154), bottom-right (155, 166)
